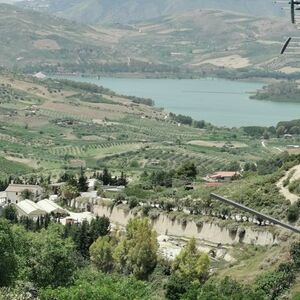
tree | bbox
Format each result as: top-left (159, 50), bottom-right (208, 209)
top-left (255, 262), bottom-right (296, 299)
top-left (114, 218), bottom-right (158, 280)
top-left (118, 171), bottom-right (128, 186)
top-left (193, 120), bottom-right (206, 129)
top-left (78, 168), bottom-right (88, 192)
top-left (77, 220), bottom-right (92, 258)
top-left (244, 162), bottom-right (257, 172)
top-left (0, 219), bottom-right (17, 286)
top-left (90, 216), bottom-right (110, 241)
top-left (102, 167), bottom-right (112, 185)
top-left (181, 277), bottom-right (266, 300)
top-left (287, 204), bottom-right (299, 223)
top-left (20, 189), bottom-right (34, 200)
top-left (10, 225), bottom-right (32, 281)
top-left (262, 130), bottom-right (270, 140)
top-left (290, 242), bottom-right (300, 269)
top-left (90, 236), bottom-right (115, 273)
top-left (3, 205), bottom-right (18, 223)
top-left (165, 273), bottom-right (192, 300)
top-left (150, 170), bottom-right (173, 187)
top-left (27, 224), bottom-right (78, 287)
top-left (177, 162), bottom-right (198, 179)
top-left (59, 172), bottom-right (76, 185)
top-left (39, 269), bottom-right (153, 300)
top-left (225, 161), bottom-right (240, 172)
top-left (61, 184), bottom-right (79, 202)
top-left (276, 125), bottom-right (286, 137)
top-left (172, 238), bottom-right (210, 283)
top-left (290, 126), bottom-right (300, 135)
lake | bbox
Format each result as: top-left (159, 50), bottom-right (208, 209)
top-left (56, 76), bottom-right (300, 127)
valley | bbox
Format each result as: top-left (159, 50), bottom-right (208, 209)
top-left (2, 1), bottom-right (300, 299)
top-left (56, 76), bottom-right (300, 127)
top-left (0, 4), bottom-right (300, 79)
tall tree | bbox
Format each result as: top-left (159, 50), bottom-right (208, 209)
top-left (61, 184), bottom-right (79, 203)
top-left (3, 205), bottom-right (18, 223)
top-left (20, 189), bottom-right (34, 200)
top-left (0, 219), bottom-right (17, 286)
top-left (78, 168), bottom-right (88, 192)
top-left (102, 167), bottom-right (112, 185)
top-left (172, 238), bottom-right (210, 283)
top-left (27, 224), bottom-right (78, 287)
top-left (90, 216), bottom-right (110, 241)
top-left (114, 218), bottom-right (158, 280)
top-left (90, 236), bottom-right (115, 273)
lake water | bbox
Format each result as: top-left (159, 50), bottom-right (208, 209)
top-left (57, 76), bottom-right (300, 127)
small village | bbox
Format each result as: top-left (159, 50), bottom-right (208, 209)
top-left (0, 169), bottom-right (238, 224)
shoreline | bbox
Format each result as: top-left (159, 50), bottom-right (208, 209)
top-left (48, 74), bottom-right (300, 128)
top-left (48, 72), bottom-right (279, 85)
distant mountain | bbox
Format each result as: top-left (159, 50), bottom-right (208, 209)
top-left (0, 3), bottom-right (298, 76)
top-left (19, 0), bottom-right (283, 24)
top-left (0, 0), bottom-right (20, 3)
top-left (0, 4), bottom-right (125, 71)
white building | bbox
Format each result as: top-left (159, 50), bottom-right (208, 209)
top-left (87, 178), bottom-right (99, 191)
top-left (37, 199), bottom-right (67, 215)
top-left (5, 184), bottom-right (43, 204)
top-left (0, 192), bottom-right (7, 205)
top-left (33, 72), bottom-right (46, 79)
top-left (15, 200), bottom-right (46, 219)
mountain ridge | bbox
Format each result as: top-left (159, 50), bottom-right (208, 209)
top-left (19, 0), bottom-right (283, 24)
top-left (0, 3), bottom-right (298, 76)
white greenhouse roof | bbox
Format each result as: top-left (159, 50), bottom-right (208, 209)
top-left (16, 200), bottom-right (46, 217)
top-left (37, 199), bottom-right (66, 214)
top-left (80, 191), bottom-right (98, 198)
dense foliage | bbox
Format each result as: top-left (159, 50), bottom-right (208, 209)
top-left (252, 81), bottom-right (300, 103)
top-left (1, 213), bottom-right (300, 299)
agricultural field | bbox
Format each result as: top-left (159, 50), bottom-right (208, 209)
top-left (1, 66), bottom-right (300, 300)
top-left (0, 71), bottom-right (281, 182)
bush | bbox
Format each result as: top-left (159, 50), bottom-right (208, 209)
top-left (287, 204), bottom-right (299, 223)
top-left (128, 197), bottom-right (139, 209)
top-left (148, 209), bottom-right (160, 220)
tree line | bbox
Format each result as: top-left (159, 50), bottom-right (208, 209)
top-left (2, 213), bottom-right (300, 299)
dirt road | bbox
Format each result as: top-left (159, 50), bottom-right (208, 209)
top-left (276, 165), bottom-right (300, 204)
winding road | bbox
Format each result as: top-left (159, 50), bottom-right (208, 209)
top-left (276, 165), bottom-right (300, 204)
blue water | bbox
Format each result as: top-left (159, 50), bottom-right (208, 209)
top-left (57, 76), bottom-right (300, 127)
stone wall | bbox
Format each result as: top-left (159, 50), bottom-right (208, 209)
top-left (94, 204), bottom-right (278, 246)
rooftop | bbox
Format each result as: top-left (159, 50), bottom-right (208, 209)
top-left (5, 184), bottom-right (42, 193)
top-left (209, 172), bottom-right (238, 178)
top-left (15, 200), bottom-right (46, 216)
top-left (37, 199), bottom-right (66, 214)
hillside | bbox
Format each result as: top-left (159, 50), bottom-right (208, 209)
top-left (0, 4), bottom-right (299, 76)
top-left (2, 70), bottom-right (300, 299)
top-left (107, 10), bottom-right (299, 76)
top-left (19, 0), bottom-right (283, 24)
top-left (0, 4), bottom-right (127, 72)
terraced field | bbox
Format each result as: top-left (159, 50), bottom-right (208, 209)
top-left (0, 72), bottom-right (273, 181)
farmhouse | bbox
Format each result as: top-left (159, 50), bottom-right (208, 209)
top-left (5, 184), bottom-right (43, 204)
top-left (207, 171), bottom-right (239, 182)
